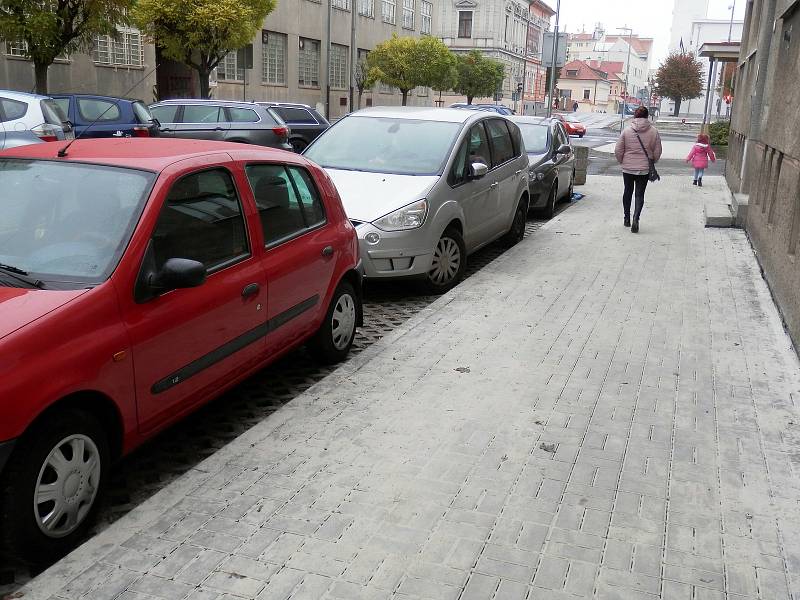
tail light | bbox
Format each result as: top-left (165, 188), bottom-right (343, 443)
top-left (132, 126), bottom-right (151, 138)
top-left (31, 124), bottom-right (59, 142)
top-left (272, 126), bottom-right (289, 139)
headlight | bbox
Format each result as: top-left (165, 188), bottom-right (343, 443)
top-left (373, 199), bottom-right (428, 231)
top-left (536, 172), bottom-right (545, 181)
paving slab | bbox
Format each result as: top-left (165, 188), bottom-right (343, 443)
top-left (17, 175), bottom-right (800, 600)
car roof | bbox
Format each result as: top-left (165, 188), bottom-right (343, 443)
top-left (153, 99), bottom-right (266, 109)
top-left (350, 106), bottom-right (487, 124)
top-left (0, 138), bottom-right (299, 171)
top-left (260, 101), bottom-right (314, 110)
top-left (509, 116), bottom-right (555, 126)
top-left (0, 89), bottom-right (49, 101)
top-left (51, 93), bottom-right (142, 103)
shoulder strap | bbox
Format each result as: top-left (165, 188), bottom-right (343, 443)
top-left (634, 132), bottom-right (651, 161)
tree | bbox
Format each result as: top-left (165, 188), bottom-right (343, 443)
top-left (655, 52), bottom-right (704, 116)
top-left (134, 0), bottom-right (276, 98)
top-left (366, 35), bottom-right (420, 106)
top-left (454, 50), bottom-right (505, 105)
top-left (414, 36), bottom-right (457, 103)
top-left (353, 53), bottom-right (374, 110)
top-left (0, 0), bottom-right (133, 94)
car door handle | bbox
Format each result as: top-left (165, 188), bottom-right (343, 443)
top-left (241, 283), bottom-right (260, 298)
top-left (490, 182), bottom-right (499, 189)
top-left (515, 169), bottom-right (522, 176)
top-left (321, 246), bottom-right (334, 257)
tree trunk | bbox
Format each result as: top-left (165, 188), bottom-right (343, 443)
top-left (673, 98), bottom-right (682, 117)
top-left (467, 95), bottom-right (474, 105)
top-left (198, 68), bottom-right (211, 99)
top-left (401, 89), bottom-right (408, 106)
top-left (357, 90), bottom-right (363, 109)
top-left (34, 61), bottom-right (49, 95)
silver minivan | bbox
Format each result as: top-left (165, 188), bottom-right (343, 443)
top-left (304, 107), bottom-right (530, 293)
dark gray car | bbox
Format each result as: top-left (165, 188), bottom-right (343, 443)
top-left (259, 102), bottom-right (330, 153)
top-left (509, 116), bottom-right (575, 218)
top-left (149, 99), bottom-right (293, 151)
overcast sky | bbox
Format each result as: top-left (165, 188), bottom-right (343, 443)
top-left (553, 0), bottom-right (747, 65)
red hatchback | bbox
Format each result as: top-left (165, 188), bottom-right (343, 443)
top-left (0, 139), bottom-right (362, 560)
top-left (553, 113), bottom-right (587, 138)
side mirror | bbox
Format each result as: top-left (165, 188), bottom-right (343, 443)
top-left (555, 144), bottom-right (572, 155)
top-left (154, 258), bottom-right (207, 291)
top-left (469, 162), bottom-right (489, 179)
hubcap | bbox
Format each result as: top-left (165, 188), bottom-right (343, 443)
top-left (331, 293), bottom-right (356, 350)
top-left (429, 236), bottom-right (461, 285)
top-left (514, 207), bottom-right (525, 238)
top-left (34, 434), bottom-right (101, 538)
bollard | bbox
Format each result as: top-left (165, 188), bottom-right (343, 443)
top-left (573, 146), bottom-right (589, 186)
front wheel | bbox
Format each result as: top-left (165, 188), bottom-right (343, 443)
top-left (308, 281), bottom-right (359, 364)
top-left (501, 197), bottom-right (528, 247)
top-left (0, 409), bottom-right (109, 563)
top-left (422, 227), bottom-right (466, 294)
top-left (542, 182), bottom-right (557, 219)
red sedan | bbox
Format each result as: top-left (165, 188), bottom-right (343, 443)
top-left (0, 139), bottom-right (362, 560)
top-left (553, 113), bottom-right (587, 137)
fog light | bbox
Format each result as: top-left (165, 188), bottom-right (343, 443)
top-left (536, 172), bottom-right (545, 181)
top-left (365, 232), bottom-right (380, 245)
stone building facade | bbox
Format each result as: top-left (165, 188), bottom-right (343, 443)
top-left (727, 0), bottom-right (800, 351)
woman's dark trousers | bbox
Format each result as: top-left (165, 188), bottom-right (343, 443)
top-left (622, 173), bottom-right (649, 221)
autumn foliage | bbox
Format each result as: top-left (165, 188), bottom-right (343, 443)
top-left (656, 52), bottom-right (704, 116)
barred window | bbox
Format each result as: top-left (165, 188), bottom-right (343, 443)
top-left (298, 38), bottom-right (320, 87)
top-left (416, 86), bottom-right (428, 96)
top-left (6, 41), bottom-right (27, 57)
top-left (217, 52), bottom-right (243, 81)
top-left (380, 82), bottom-right (394, 93)
top-left (329, 43), bottom-right (348, 89)
top-left (382, 0), bottom-right (396, 24)
top-left (332, 0), bottom-right (350, 8)
top-left (359, 0), bottom-right (374, 17)
top-left (94, 27), bottom-right (143, 67)
top-left (262, 31), bottom-right (286, 85)
top-left (421, 1), bottom-right (432, 34)
top-left (402, 0), bottom-right (414, 29)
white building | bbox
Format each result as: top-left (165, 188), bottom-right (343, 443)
top-left (664, 0), bottom-right (743, 117)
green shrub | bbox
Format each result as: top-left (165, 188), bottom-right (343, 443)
top-left (708, 120), bottom-right (730, 146)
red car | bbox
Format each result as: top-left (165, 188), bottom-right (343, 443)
top-left (553, 113), bottom-right (587, 137)
top-left (0, 139), bottom-right (362, 560)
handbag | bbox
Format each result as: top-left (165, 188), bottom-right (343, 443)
top-left (634, 132), bottom-right (660, 182)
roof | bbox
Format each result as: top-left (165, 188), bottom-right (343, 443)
top-left (570, 33), bottom-right (595, 41)
top-left (0, 138), bottom-right (299, 171)
top-left (153, 99), bottom-right (266, 108)
top-left (530, 0), bottom-right (556, 16)
top-left (350, 106), bottom-right (479, 124)
top-left (560, 60), bottom-right (610, 82)
top-left (0, 89), bottom-right (49, 101)
top-left (508, 116), bottom-right (555, 126)
top-left (604, 35), bottom-right (653, 56)
top-left (587, 60), bottom-right (624, 74)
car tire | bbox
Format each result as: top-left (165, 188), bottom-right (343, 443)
top-left (501, 196), bottom-right (528, 247)
top-left (0, 409), bottom-right (109, 563)
top-left (423, 227), bottom-right (466, 295)
top-left (308, 281), bottom-right (359, 364)
top-left (290, 138), bottom-right (308, 153)
top-left (579, 133), bottom-right (584, 138)
top-left (542, 182), bottom-right (557, 219)
top-left (564, 174), bottom-right (575, 202)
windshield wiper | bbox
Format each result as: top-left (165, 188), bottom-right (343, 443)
top-left (0, 263), bottom-right (44, 289)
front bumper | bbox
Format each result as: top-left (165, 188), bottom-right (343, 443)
top-left (0, 438), bottom-right (16, 476)
top-left (354, 223), bottom-right (434, 280)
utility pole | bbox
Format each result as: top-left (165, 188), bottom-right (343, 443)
top-left (546, 0), bottom-right (560, 118)
top-left (618, 26), bottom-right (633, 132)
top-left (324, 0), bottom-right (332, 119)
top-left (349, 0), bottom-right (357, 113)
top-left (728, 0), bottom-right (736, 42)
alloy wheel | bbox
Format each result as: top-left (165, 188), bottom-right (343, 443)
top-left (429, 236), bottom-right (462, 285)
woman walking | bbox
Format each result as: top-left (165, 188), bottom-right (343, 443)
top-left (614, 106), bottom-right (662, 233)
top-left (686, 133), bottom-right (716, 187)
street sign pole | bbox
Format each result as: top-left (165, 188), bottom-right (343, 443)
top-left (546, 0), bottom-right (561, 118)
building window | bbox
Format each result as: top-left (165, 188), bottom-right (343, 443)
top-left (94, 27), bottom-right (144, 67)
top-left (402, 0), bottom-right (414, 29)
top-left (298, 38), bottom-right (320, 87)
top-left (6, 40), bottom-right (27, 57)
top-left (329, 43), bottom-right (348, 89)
top-left (421, 0), bottom-right (432, 34)
top-left (217, 52), bottom-right (243, 81)
top-left (583, 89), bottom-right (591, 100)
top-left (359, 0), bottom-right (374, 17)
top-left (262, 31), bottom-right (286, 85)
top-left (332, 0), bottom-right (350, 8)
top-left (458, 11), bottom-right (472, 38)
top-left (382, 0), bottom-right (396, 24)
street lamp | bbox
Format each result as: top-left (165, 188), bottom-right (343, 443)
top-left (618, 26), bottom-right (633, 132)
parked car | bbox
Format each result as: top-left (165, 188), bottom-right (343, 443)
top-left (51, 94), bottom-right (160, 138)
top-left (149, 99), bottom-right (293, 151)
top-left (259, 102), bottom-right (330, 153)
top-left (553, 112), bottom-right (586, 137)
top-left (304, 107), bottom-right (530, 293)
top-left (0, 138), bottom-right (362, 561)
top-left (450, 103), bottom-right (515, 115)
top-left (510, 116), bottom-right (575, 218)
top-left (0, 90), bottom-right (73, 143)
top-left (0, 123), bottom-right (42, 150)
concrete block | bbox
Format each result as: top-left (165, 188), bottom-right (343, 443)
top-left (574, 170), bottom-right (587, 186)
top-left (704, 201), bottom-right (733, 227)
top-left (732, 192), bottom-right (749, 227)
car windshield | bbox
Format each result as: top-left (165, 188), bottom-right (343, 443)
top-left (564, 115), bottom-right (582, 123)
top-left (0, 159), bottom-right (155, 286)
top-left (518, 124), bottom-right (550, 154)
top-left (305, 116), bottom-right (461, 176)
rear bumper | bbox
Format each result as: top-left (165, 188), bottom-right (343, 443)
top-left (0, 438), bottom-right (16, 476)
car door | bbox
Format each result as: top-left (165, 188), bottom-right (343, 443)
top-left (150, 104), bottom-right (180, 138)
top-left (124, 163), bottom-right (267, 433)
top-left (447, 121), bottom-right (496, 252)
top-left (554, 124), bottom-right (573, 198)
top-left (485, 118), bottom-right (520, 238)
top-left (176, 104), bottom-right (230, 141)
top-left (243, 162), bottom-right (338, 353)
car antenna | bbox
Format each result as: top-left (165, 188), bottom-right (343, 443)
top-left (57, 64), bottom-right (160, 158)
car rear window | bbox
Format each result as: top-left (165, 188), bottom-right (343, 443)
top-left (41, 99), bottom-right (68, 125)
top-left (150, 104), bottom-right (179, 123)
top-left (133, 101), bottom-right (154, 124)
top-left (273, 106), bottom-right (317, 124)
top-left (52, 97), bottom-right (70, 118)
top-left (227, 107), bottom-right (260, 123)
top-left (0, 97), bottom-right (27, 122)
top-left (77, 98), bottom-right (121, 122)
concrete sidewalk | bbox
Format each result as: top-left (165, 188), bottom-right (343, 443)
top-left (21, 176), bottom-right (800, 600)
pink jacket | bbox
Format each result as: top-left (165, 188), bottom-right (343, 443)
top-left (686, 143), bottom-right (716, 169)
top-left (615, 118), bottom-right (663, 174)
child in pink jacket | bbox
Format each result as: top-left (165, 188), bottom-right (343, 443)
top-left (686, 133), bottom-right (716, 187)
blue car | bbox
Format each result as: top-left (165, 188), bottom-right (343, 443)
top-left (51, 94), bottom-right (160, 138)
